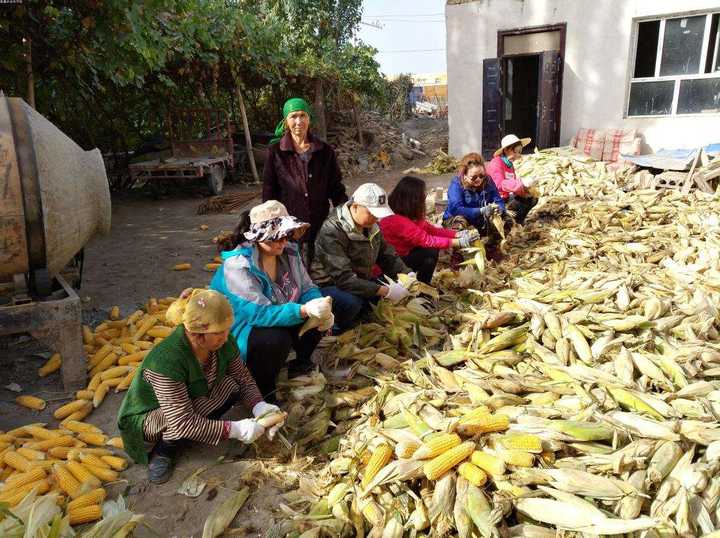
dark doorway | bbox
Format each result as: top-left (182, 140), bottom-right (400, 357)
top-left (503, 55), bottom-right (539, 152)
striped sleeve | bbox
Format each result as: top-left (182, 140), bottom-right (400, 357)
top-left (226, 355), bottom-right (263, 409)
top-left (143, 369), bottom-right (225, 445)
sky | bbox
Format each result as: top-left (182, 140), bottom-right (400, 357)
top-left (356, 0), bottom-right (447, 76)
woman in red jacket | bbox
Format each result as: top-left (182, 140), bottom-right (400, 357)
top-left (485, 134), bottom-right (538, 224)
top-left (380, 176), bottom-right (478, 283)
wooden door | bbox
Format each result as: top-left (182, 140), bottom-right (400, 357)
top-left (536, 51), bottom-right (562, 149)
top-left (481, 58), bottom-right (503, 160)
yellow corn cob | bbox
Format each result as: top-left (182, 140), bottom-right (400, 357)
top-left (0, 478), bottom-right (50, 506)
top-left (457, 406), bottom-right (492, 424)
top-left (25, 435), bottom-right (75, 451)
top-left (38, 353), bottom-right (62, 377)
top-left (82, 325), bottom-right (94, 345)
top-left (361, 444), bottom-right (393, 489)
top-left (1, 466), bottom-right (46, 491)
top-left (120, 342), bottom-right (138, 354)
top-left (68, 504), bottom-right (103, 525)
top-left (24, 425), bottom-right (61, 440)
top-left (0, 467), bottom-right (12, 481)
top-left (540, 450), bottom-right (556, 465)
top-left (118, 350), bottom-right (149, 365)
top-left (77, 453), bottom-right (109, 468)
top-left (172, 263), bottom-right (191, 271)
top-left (497, 449), bottom-right (535, 467)
top-left (147, 326), bottom-right (172, 338)
top-left (102, 377), bottom-right (124, 388)
top-left (65, 401), bottom-right (93, 422)
top-left (16, 447), bottom-right (46, 461)
top-left (423, 441), bottom-right (475, 480)
top-left (100, 455), bottom-right (127, 471)
top-left (412, 433), bottom-right (461, 460)
top-left (82, 462), bottom-right (118, 482)
top-left (99, 365), bottom-right (131, 381)
top-left (87, 344), bottom-right (113, 370)
top-left (54, 399), bottom-right (92, 420)
top-left (110, 305), bottom-right (120, 320)
top-left (127, 310), bottom-right (143, 325)
top-left (95, 322), bottom-right (110, 332)
top-left (361, 500), bottom-right (385, 527)
top-left (69, 448), bottom-right (112, 460)
top-left (0, 433), bottom-right (14, 443)
top-left (132, 315), bottom-right (158, 342)
top-left (89, 353), bottom-right (118, 378)
top-left (4, 450), bottom-right (32, 471)
top-left (395, 440), bottom-right (421, 459)
top-left (458, 462), bottom-right (488, 487)
top-left (15, 395), bottom-right (47, 411)
top-left (66, 460), bottom-right (101, 488)
top-left (94, 336), bottom-right (110, 347)
top-left (92, 382), bottom-right (110, 408)
top-left (0, 441), bottom-right (10, 451)
top-left (62, 420), bottom-right (103, 435)
top-left (66, 487), bottom-right (106, 511)
top-left (456, 413), bottom-right (510, 436)
top-left (115, 368), bottom-right (137, 392)
top-left (75, 389), bottom-right (95, 400)
top-left (497, 433), bottom-right (543, 454)
top-left (77, 432), bottom-right (107, 446)
top-left (136, 341), bottom-right (153, 350)
top-left (86, 373), bottom-right (102, 392)
top-left (48, 446), bottom-right (73, 459)
top-left (53, 463), bottom-right (81, 498)
top-left (470, 451), bottom-right (506, 476)
top-left (106, 437), bottom-right (124, 449)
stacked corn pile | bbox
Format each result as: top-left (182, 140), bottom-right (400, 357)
top-left (275, 155), bottom-right (720, 536)
top-left (403, 150), bottom-right (459, 176)
top-left (0, 421), bottom-right (128, 527)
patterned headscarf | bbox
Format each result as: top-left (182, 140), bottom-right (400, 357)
top-left (243, 200), bottom-right (310, 243)
top-left (166, 289), bottom-right (233, 334)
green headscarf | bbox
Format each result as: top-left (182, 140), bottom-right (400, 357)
top-left (270, 97), bottom-right (312, 144)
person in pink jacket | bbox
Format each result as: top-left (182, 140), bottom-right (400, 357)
top-left (486, 134), bottom-right (538, 224)
top-left (380, 176), bottom-right (479, 283)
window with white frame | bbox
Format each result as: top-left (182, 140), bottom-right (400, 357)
top-left (628, 12), bottom-right (720, 116)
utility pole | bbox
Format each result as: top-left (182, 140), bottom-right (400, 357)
top-left (24, 36), bottom-right (35, 109)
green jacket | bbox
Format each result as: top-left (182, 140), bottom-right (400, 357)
top-left (116, 325), bottom-right (237, 464)
top-left (310, 203), bottom-right (409, 298)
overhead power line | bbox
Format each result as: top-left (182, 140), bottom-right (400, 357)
top-left (377, 48), bottom-right (446, 54)
top-left (364, 12), bottom-right (444, 18)
top-left (365, 19), bottom-right (444, 23)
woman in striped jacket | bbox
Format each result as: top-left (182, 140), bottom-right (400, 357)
top-left (117, 290), bottom-right (284, 484)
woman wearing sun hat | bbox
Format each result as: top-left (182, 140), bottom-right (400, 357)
top-left (210, 200), bottom-right (333, 399)
top-left (117, 289), bottom-right (285, 484)
top-left (263, 97), bottom-right (348, 263)
top-left (310, 183), bottom-right (412, 333)
top-left (486, 134), bottom-right (538, 224)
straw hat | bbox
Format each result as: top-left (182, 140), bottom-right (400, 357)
top-left (494, 134), bottom-right (531, 157)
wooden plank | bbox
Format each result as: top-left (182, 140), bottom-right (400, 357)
top-left (681, 149), bottom-right (702, 194)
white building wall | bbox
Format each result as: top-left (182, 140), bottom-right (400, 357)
top-left (446, 0), bottom-right (720, 158)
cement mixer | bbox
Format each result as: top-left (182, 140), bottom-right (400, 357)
top-left (0, 96), bottom-right (111, 390)
top-left (0, 96), bottom-right (111, 296)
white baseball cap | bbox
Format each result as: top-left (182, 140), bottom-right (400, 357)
top-left (351, 183), bottom-right (394, 219)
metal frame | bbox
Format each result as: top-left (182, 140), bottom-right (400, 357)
top-left (0, 275), bottom-right (85, 391)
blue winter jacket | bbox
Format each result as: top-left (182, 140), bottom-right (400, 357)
top-left (442, 175), bottom-right (506, 227)
top-left (210, 242), bottom-right (322, 360)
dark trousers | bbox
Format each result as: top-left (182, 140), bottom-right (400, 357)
top-left (507, 195), bottom-right (537, 224)
top-left (402, 247), bottom-right (439, 284)
top-left (321, 286), bottom-right (375, 334)
top-left (245, 325), bottom-right (322, 399)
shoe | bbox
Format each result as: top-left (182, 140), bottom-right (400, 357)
top-left (147, 452), bottom-right (174, 484)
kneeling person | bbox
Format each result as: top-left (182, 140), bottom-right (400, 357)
top-left (311, 183), bottom-right (411, 333)
top-left (117, 290), bottom-right (283, 484)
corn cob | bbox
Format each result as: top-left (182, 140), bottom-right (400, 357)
top-left (470, 451), bottom-right (507, 476)
top-left (77, 432), bottom-right (107, 446)
top-left (69, 448), bottom-right (112, 460)
top-left (82, 325), bottom-right (94, 345)
top-left (62, 420), bottom-right (103, 435)
top-left (93, 382), bottom-right (110, 408)
top-left (66, 487), bottom-right (106, 511)
top-left (68, 504), bottom-right (103, 525)
top-left (4, 450), bottom-right (32, 471)
top-left (82, 462), bottom-right (118, 482)
top-left (16, 447), bottom-right (46, 461)
top-left (53, 463), bottom-right (81, 498)
top-left (412, 433), bottom-right (461, 460)
top-left (423, 441), bottom-right (475, 480)
top-left (115, 368), bottom-right (137, 392)
top-left (132, 315), bottom-right (158, 341)
top-left (86, 373), bottom-right (102, 392)
top-left (87, 344), bottom-right (113, 370)
top-left (99, 365), bottom-right (131, 381)
top-left (458, 462), bottom-right (488, 487)
top-left (497, 433), bottom-right (543, 453)
top-left (106, 437), bottom-right (124, 449)
top-left (395, 440), bottom-right (421, 459)
top-left (110, 305), bottom-right (120, 319)
top-left (361, 500), bottom-right (385, 527)
top-left (101, 377), bottom-right (124, 388)
top-left (24, 424), bottom-right (61, 440)
top-left (497, 448), bottom-right (535, 467)
top-left (48, 446), bottom-right (73, 459)
top-left (456, 413), bottom-right (510, 436)
top-left (38, 353), bottom-right (62, 377)
top-left (89, 353), bottom-right (118, 378)
top-left (25, 435), bottom-right (75, 451)
top-left (75, 389), bottom-right (95, 400)
top-left (147, 326), bottom-right (173, 338)
top-left (15, 395), bottom-right (47, 411)
top-left (65, 401), bottom-right (93, 422)
top-left (1, 466), bottom-right (46, 491)
top-left (361, 444), bottom-right (393, 489)
top-left (54, 399), bottom-right (91, 420)
top-left (101, 455), bottom-right (128, 471)
top-left (0, 478), bottom-right (50, 506)
top-left (77, 452), bottom-right (109, 468)
top-left (66, 460), bottom-right (101, 488)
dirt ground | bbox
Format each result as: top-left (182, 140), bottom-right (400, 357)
top-left (0, 119), bottom-right (453, 537)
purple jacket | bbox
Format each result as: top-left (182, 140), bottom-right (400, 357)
top-left (262, 132), bottom-right (348, 241)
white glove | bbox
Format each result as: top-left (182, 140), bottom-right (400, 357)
top-left (522, 176), bottom-right (537, 188)
top-left (407, 272), bottom-right (417, 280)
top-left (304, 297), bottom-right (332, 319)
top-left (317, 311), bottom-right (335, 332)
top-left (252, 401), bottom-right (285, 441)
top-left (480, 205), bottom-right (495, 218)
top-left (385, 282), bottom-right (410, 303)
top-left (229, 419), bottom-right (265, 443)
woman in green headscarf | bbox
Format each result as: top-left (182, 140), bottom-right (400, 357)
top-left (262, 97), bottom-right (348, 264)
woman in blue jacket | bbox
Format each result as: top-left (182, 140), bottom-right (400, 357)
top-left (210, 201), bottom-right (334, 400)
top-left (442, 152), bottom-right (508, 261)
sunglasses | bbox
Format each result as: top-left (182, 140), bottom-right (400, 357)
top-left (466, 173), bottom-right (486, 182)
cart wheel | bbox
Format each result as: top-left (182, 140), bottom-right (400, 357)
top-left (206, 165), bottom-right (225, 195)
